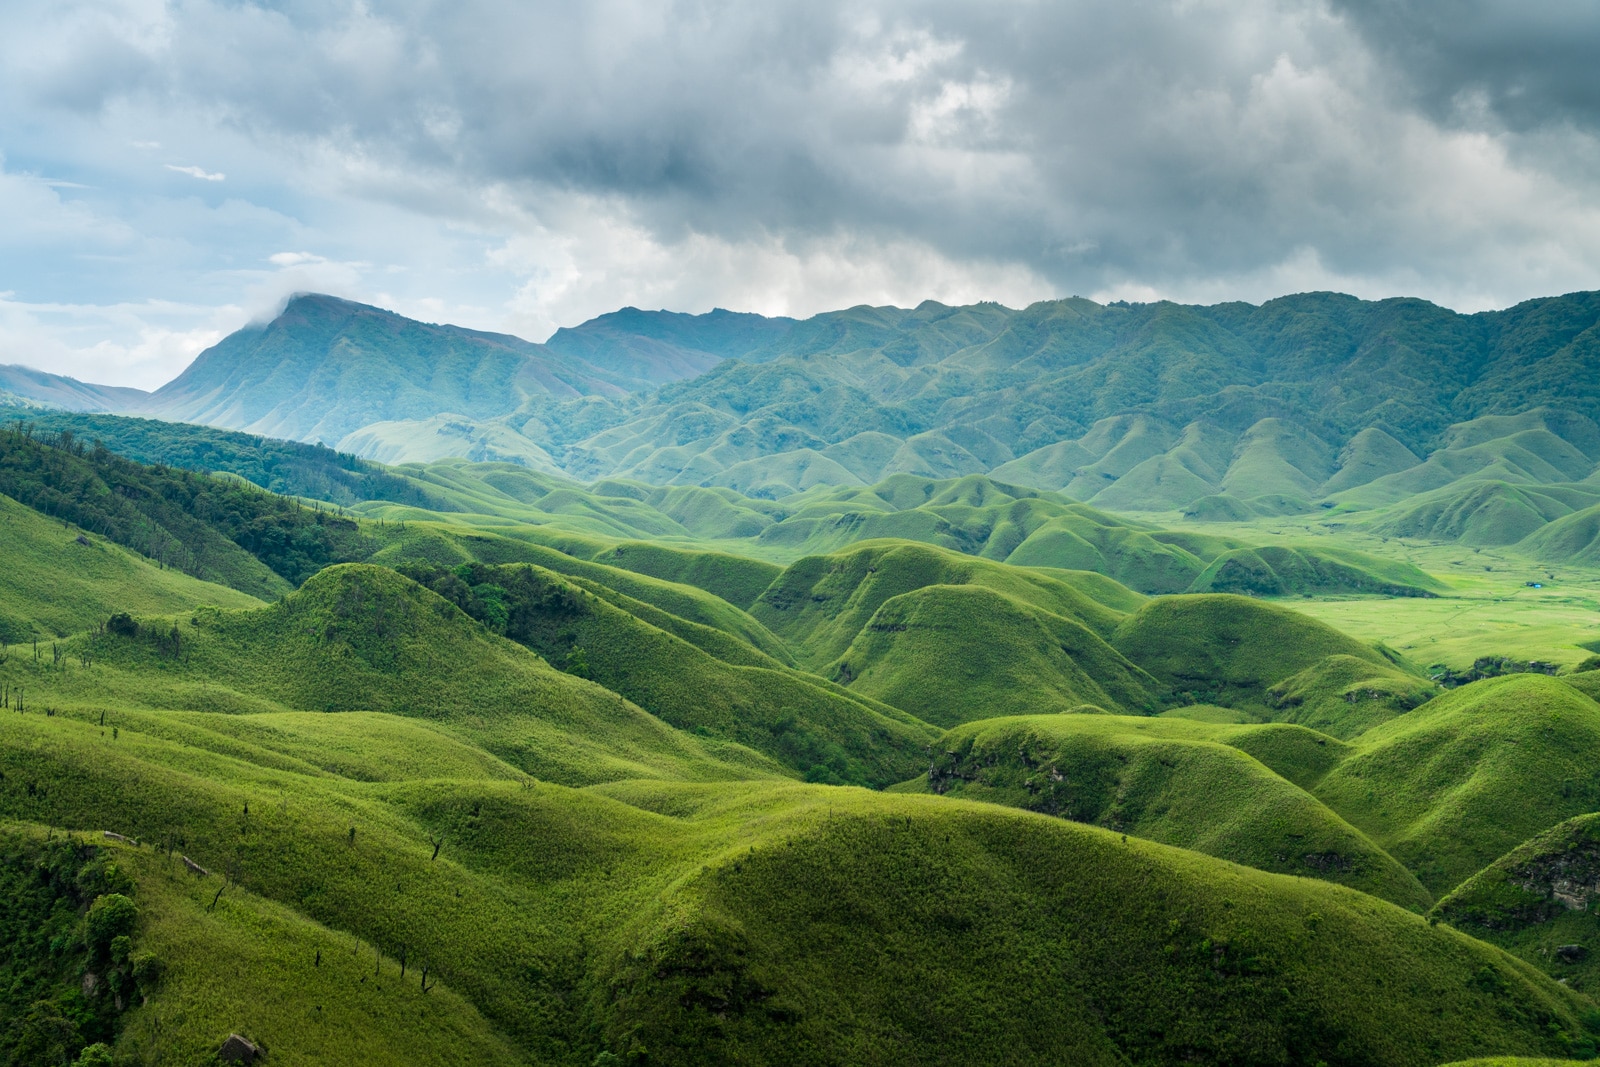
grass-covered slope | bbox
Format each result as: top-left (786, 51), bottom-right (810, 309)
top-left (396, 561), bottom-right (935, 787)
top-left (751, 539), bottom-right (1129, 671)
top-left (0, 707), bottom-right (1591, 1066)
top-left (909, 714), bottom-right (1427, 907)
top-left (1433, 813), bottom-right (1600, 996)
top-left (1314, 675), bottom-right (1600, 895)
top-left (0, 491), bottom-right (261, 642)
top-left (19, 409), bottom-right (454, 512)
top-left (0, 825), bottom-right (525, 1065)
top-left (825, 584), bottom-right (1161, 726)
top-left (1520, 501), bottom-right (1600, 566)
top-left (0, 423), bottom-right (372, 597)
top-left (367, 522), bottom-right (795, 664)
top-left (1110, 594), bottom-right (1405, 709)
top-left (28, 564), bottom-right (779, 787)
top-left (1265, 653), bottom-right (1439, 738)
top-left (1368, 481), bottom-right (1596, 547)
top-left (1186, 543), bottom-right (1445, 598)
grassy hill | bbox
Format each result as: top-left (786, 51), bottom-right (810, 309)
top-left (0, 716), bottom-right (1591, 1065)
top-left (0, 491), bottom-right (261, 643)
top-left (749, 539), bottom-right (1131, 671)
top-left (21, 410), bottom-right (455, 512)
top-left (1433, 812), bottom-right (1600, 996)
top-left (0, 422), bottom-right (374, 598)
top-left (1313, 675), bottom-right (1600, 895)
top-left (906, 713), bottom-right (1428, 907)
top-left (394, 560), bottom-right (935, 786)
top-left (19, 564), bottom-right (779, 787)
top-left (1186, 543), bottom-right (1446, 597)
top-left (823, 583), bottom-right (1161, 725)
top-left (1109, 594), bottom-right (1407, 709)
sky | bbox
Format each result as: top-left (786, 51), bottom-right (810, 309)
top-left (2, 0), bottom-right (1599, 389)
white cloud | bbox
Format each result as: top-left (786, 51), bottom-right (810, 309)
top-left (165, 163), bottom-right (225, 181)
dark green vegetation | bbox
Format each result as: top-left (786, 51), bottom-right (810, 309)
top-left (0, 422), bottom-right (370, 598)
top-left (0, 832), bottom-right (158, 1064)
top-left (16, 411), bottom-right (452, 512)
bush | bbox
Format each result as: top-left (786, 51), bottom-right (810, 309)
top-left (105, 613), bottom-right (137, 638)
top-left (74, 1042), bottom-right (114, 1067)
top-left (86, 894), bottom-right (138, 951)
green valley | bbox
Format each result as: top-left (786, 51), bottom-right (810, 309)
top-left (5, 288), bottom-right (1600, 1065)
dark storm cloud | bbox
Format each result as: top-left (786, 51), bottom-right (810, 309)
top-left (1331, 0), bottom-right (1600, 132)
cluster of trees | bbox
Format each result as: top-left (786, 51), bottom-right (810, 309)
top-left (0, 421), bottom-right (373, 591)
top-left (21, 412), bottom-right (451, 512)
top-left (1430, 655), bottom-right (1561, 688)
top-left (0, 835), bottom-right (161, 1065)
top-left (397, 562), bottom-right (589, 674)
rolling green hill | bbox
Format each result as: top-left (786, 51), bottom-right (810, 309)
top-left (394, 560), bottom-right (935, 786)
top-left (1109, 594), bottom-right (1404, 708)
top-left (0, 719), bottom-right (1591, 1065)
top-left (26, 564), bottom-right (780, 787)
top-left (0, 422), bottom-right (373, 598)
top-left (906, 713), bottom-right (1427, 907)
top-left (823, 583), bottom-right (1161, 725)
top-left (0, 491), bottom-right (261, 643)
top-left (1313, 675), bottom-right (1600, 895)
top-left (1186, 543), bottom-right (1446, 597)
top-left (750, 539), bottom-right (1130, 671)
top-left (1433, 812), bottom-right (1600, 996)
top-left (8, 364), bottom-right (1600, 1062)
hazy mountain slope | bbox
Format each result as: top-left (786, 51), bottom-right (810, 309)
top-left (542, 305), bottom-right (795, 381)
top-left (516, 290), bottom-right (1600, 497)
top-left (13, 289), bottom-right (1600, 519)
top-left (0, 363), bottom-right (150, 412)
top-left (142, 294), bottom-right (641, 446)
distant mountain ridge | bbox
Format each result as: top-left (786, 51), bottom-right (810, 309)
top-left (6, 289), bottom-right (1600, 519)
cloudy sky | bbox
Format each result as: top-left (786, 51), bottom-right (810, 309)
top-left (2, 0), bottom-right (1598, 388)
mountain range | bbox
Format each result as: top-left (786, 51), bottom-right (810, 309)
top-left (6, 289), bottom-right (1600, 520)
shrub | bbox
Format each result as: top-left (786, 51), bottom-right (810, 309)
top-left (86, 894), bottom-right (138, 951)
